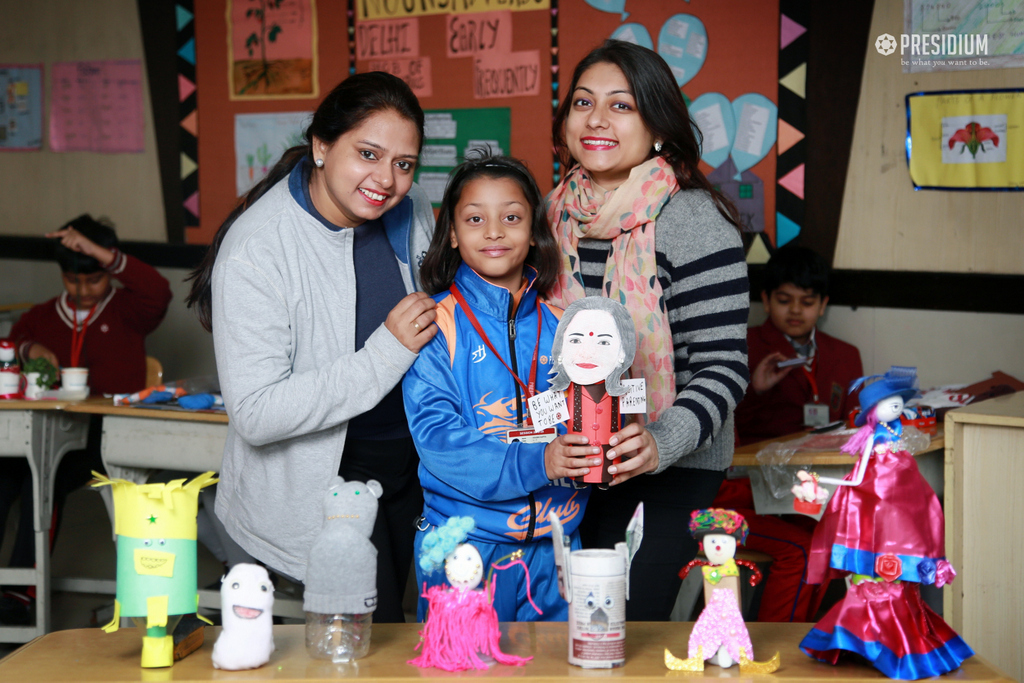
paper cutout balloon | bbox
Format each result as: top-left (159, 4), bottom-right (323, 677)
top-left (584, 0), bottom-right (628, 20)
top-left (657, 14), bottom-right (707, 87)
top-left (729, 94), bottom-right (778, 180)
top-left (610, 23), bottom-right (653, 50)
top-left (688, 93), bottom-right (735, 169)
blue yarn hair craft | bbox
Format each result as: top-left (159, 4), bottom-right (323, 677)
top-left (418, 517), bottom-right (476, 574)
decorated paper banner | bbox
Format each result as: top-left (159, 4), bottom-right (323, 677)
top-left (610, 23), bottom-right (653, 50)
top-left (730, 93), bottom-right (777, 179)
top-left (473, 50), bottom-right (540, 99)
top-left (906, 89), bottom-right (1024, 190)
top-left (657, 14), bottom-right (707, 87)
top-left (359, 0), bottom-right (548, 21)
top-left (357, 18), bottom-right (419, 61)
top-left (688, 92), bottom-right (735, 169)
top-left (234, 111), bottom-right (312, 196)
top-left (228, 0), bottom-right (317, 100)
top-left (0, 64), bottom-right (43, 150)
top-left (368, 56), bottom-right (432, 97)
top-left (50, 61), bottom-right (145, 153)
top-left (447, 11), bottom-right (512, 57)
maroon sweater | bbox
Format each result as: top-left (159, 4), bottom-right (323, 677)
top-left (734, 321), bottom-right (863, 446)
top-left (11, 250), bottom-right (172, 396)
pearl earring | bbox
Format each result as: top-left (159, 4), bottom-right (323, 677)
top-left (315, 158), bottom-right (324, 168)
top-left (654, 141), bottom-right (663, 153)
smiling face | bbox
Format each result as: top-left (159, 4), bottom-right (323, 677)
top-left (62, 271), bottom-right (112, 310)
top-left (309, 109), bottom-right (420, 228)
top-left (561, 309), bottom-right (624, 386)
top-left (703, 533), bottom-right (737, 566)
top-left (564, 62), bottom-right (655, 190)
top-left (875, 395), bottom-right (905, 423)
top-left (449, 176), bottom-right (534, 292)
top-left (445, 543), bottom-right (484, 591)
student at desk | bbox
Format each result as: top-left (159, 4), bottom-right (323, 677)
top-left (0, 215), bottom-right (172, 625)
top-left (714, 246), bottom-right (862, 622)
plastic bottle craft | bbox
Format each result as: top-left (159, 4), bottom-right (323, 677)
top-left (549, 503), bottom-right (643, 668)
top-left (665, 508), bottom-right (780, 674)
top-left (548, 298), bottom-right (638, 486)
top-left (797, 367), bottom-right (974, 679)
top-left (211, 563), bottom-right (275, 670)
top-left (408, 517), bottom-right (535, 672)
top-left (92, 471), bottom-right (217, 668)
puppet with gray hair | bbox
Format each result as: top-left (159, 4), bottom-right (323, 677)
top-left (549, 298), bottom-right (638, 486)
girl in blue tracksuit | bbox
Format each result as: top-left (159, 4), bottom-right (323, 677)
top-left (403, 156), bottom-right (605, 621)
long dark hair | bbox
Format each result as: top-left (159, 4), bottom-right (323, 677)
top-left (420, 155), bottom-right (560, 296)
top-left (552, 40), bottom-right (739, 229)
top-left (186, 72), bottom-right (425, 331)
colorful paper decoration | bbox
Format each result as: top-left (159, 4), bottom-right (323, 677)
top-left (774, 0), bottom-right (808, 249)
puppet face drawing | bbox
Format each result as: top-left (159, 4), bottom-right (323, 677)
top-left (703, 533), bottom-right (736, 566)
top-left (875, 395), bottom-right (905, 423)
top-left (222, 563), bottom-right (274, 621)
top-left (445, 543), bottom-right (484, 591)
top-left (561, 310), bottom-right (625, 386)
top-left (584, 589), bottom-right (614, 632)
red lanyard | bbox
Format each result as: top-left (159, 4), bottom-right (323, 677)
top-left (69, 304), bottom-right (98, 368)
top-left (801, 355), bottom-right (819, 403)
top-left (449, 284), bottom-right (543, 401)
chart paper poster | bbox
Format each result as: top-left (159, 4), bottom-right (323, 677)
top-left (358, 0), bottom-right (548, 21)
top-left (473, 50), bottom-right (540, 99)
top-left (368, 57), bottom-right (432, 97)
top-left (229, 0), bottom-right (318, 99)
top-left (235, 111), bottom-right (312, 196)
top-left (446, 11), bottom-right (513, 57)
top-left (905, 0), bottom-right (1024, 71)
top-left (907, 89), bottom-right (1024, 190)
top-left (50, 61), bottom-right (145, 153)
top-left (414, 108), bottom-right (510, 205)
top-left (357, 18), bottom-right (419, 61)
top-left (0, 65), bottom-right (43, 150)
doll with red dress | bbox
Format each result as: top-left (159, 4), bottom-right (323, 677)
top-left (548, 298), bottom-right (637, 486)
top-left (794, 367), bottom-right (973, 679)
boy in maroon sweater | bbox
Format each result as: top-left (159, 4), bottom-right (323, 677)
top-left (715, 247), bottom-right (862, 622)
top-left (0, 215), bottom-right (171, 624)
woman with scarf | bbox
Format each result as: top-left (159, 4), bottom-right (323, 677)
top-left (548, 40), bottom-right (750, 620)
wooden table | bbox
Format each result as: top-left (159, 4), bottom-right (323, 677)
top-left (731, 426), bottom-right (945, 467)
top-left (0, 622), bottom-right (1013, 681)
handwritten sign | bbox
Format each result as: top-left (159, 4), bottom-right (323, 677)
top-left (357, 18), bottom-right (419, 61)
top-left (50, 60), bottom-right (144, 153)
top-left (359, 0), bottom-right (548, 21)
top-left (528, 389), bottom-right (568, 431)
top-left (367, 57), bottom-right (432, 97)
top-left (618, 378), bottom-right (647, 415)
top-left (473, 50), bottom-right (540, 99)
top-left (447, 11), bottom-right (512, 57)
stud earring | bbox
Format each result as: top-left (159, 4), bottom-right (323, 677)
top-left (315, 158), bottom-right (324, 168)
top-left (654, 141), bottom-right (663, 153)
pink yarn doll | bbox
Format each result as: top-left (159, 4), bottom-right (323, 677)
top-left (408, 517), bottom-right (538, 672)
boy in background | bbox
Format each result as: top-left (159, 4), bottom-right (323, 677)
top-left (716, 246), bottom-right (862, 622)
top-left (0, 215), bottom-right (172, 624)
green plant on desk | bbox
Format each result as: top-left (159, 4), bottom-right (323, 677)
top-left (22, 357), bottom-right (58, 387)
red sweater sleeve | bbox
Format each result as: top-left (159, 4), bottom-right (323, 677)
top-left (105, 249), bottom-right (173, 335)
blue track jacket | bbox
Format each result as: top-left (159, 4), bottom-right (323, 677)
top-left (403, 263), bottom-right (589, 544)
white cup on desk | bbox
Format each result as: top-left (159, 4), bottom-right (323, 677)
top-left (61, 367), bottom-right (89, 392)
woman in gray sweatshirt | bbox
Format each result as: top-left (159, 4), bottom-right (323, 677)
top-left (548, 41), bottom-right (750, 620)
top-left (187, 73), bottom-right (437, 622)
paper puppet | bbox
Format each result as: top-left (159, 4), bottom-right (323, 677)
top-left (549, 298), bottom-right (638, 486)
top-left (408, 516), bottom-right (534, 672)
top-left (211, 563), bottom-right (275, 670)
top-left (797, 367), bottom-right (973, 679)
top-left (92, 471), bottom-right (217, 668)
top-left (549, 503), bottom-right (643, 668)
top-left (304, 476), bottom-right (382, 662)
top-left (665, 509), bottom-right (779, 674)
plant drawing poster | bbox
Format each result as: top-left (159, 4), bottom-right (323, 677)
top-left (229, 0), bottom-right (318, 100)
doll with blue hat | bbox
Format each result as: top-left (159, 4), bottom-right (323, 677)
top-left (794, 367), bottom-right (973, 679)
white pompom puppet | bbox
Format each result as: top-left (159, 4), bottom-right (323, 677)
top-left (211, 563), bottom-right (276, 670)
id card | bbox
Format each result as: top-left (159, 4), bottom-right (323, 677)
top-left (507, 427), bottom-right (558, 444)
top-left (803, 403), bottom-right (830, 427)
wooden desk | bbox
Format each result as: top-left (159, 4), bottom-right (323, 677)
top-left (0, 622), bottom-right (1013, 681)
top-left (0, 401), bottom-right (90, 642)
top-left (731, 426), bottom-right (945, 467)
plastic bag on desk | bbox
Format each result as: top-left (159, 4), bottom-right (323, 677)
top-left (754, 428), bottom-right (860, 499)
top-left (901, 425), bottom-right (931, 454)
top-left (114, 375), bottom-right (220, 405)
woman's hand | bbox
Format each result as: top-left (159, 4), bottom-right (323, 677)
top-left (544, 434), bottom-right (602, 481)
top-left (45, 227), bottom-right (115, 268)
top-left (27, 343), bottom-right (60, 369)
top-left (605, 423), bottom-right (659, 485)
top-left (385, 291), bottom-right (438, 353)
top-left (750, 351), bottom-right (797, 395)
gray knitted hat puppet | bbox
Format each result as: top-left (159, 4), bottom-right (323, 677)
top-left (303, 476), bottom-right (383, 614)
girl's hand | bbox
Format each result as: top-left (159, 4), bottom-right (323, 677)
top-left (605, 423), bottom-right (659, 485)
top-left (386, 292), bottom-right (438, 353)
top-left (751, 351), bottom-right (797, 395)
top-left (544, 434), bottom-right (602, 481)
top-left (27, 343), bottom-right (60, 369)
top-left (45, 227), bottom-right (115, 268)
